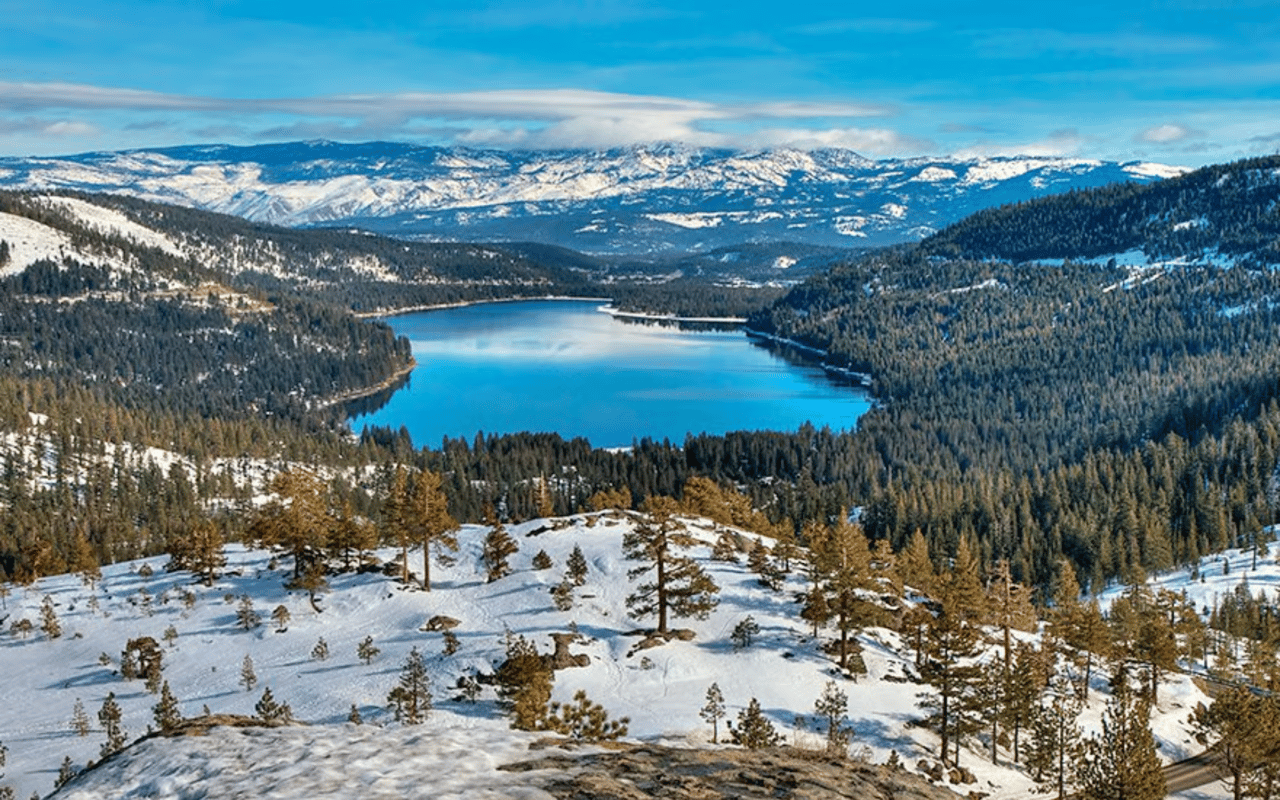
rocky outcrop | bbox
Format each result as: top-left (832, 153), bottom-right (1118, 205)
top-left (500, 743), bottom-right (958, 800)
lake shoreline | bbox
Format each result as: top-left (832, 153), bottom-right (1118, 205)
top-left (353, 295), bottom-right (612, 320)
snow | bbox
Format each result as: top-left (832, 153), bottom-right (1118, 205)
top-left (43, 197), bottom-right (184, 258)
top-left (910, 167), bottom-right (957, 183)
top-left (0, 505), bottom-right (1246, 799)
top-left (0, 211), bottom-right (80, 277)
top-left (1126, 162), bottom-right (1193, 180)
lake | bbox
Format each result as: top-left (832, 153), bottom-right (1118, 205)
top-left (348, 300), bottom-right (871, 449)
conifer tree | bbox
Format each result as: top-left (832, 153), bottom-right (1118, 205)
top-left (566, 544), bottom-right (589, 587)
top-left (624, 496), bottom-right (719, 634)
top-left (348, 704), bottom-right (362, 725)
top-left (532, 549), bottom-right (553, 570)
top-left (311, 637), bottom-right (329, 661)
top-left (55, 756), bottom-right (76, 790)
top-left (70, 698), bottom-right (90, 737)
top-left (250, 468), bottom-right (334, 582)
top-left (166, 518), bottom-right (225, 586)
top-left (728, 698), bottom-right (782, 749)
top-left (254, 687), bottom-right (292, 723)
top-left (1003, 642), bottom-right (1041, 763)
top-left (410, 469), bottom-right (458, 591)
top-left (731, 616), bottom-right (760, 651)
top-left (40, 595), bottom-right (60, 639)
top-left (387, 647), bottom-right (432, 724)
top-left (542, 690), bottom-right (629, 741)
top-left (1026, 676), bottom-right (1084, 800)
top-left (1076, 665), bottom-right (1165, 800)
top-left (901, 529), bottom-right (936, 596)
top-left (551, 579), bottom-right (574, 611)
top-left (700, 682), bottom-right (726, 744)
top-left (1190, 684), bottom-right (1272, 800)
top-left (917, 587), bottom-right (983, 766)
top-left (481, 512), bottom-right (519, 583)
top-left (271, 604), bottom-right (290, 632)
top-left (357, 635), bottom-right (380, 664)
top-left (814, 680), bottom-right (852, 755)
top-left (236, 595), bottom-right (261, 630)
top-left (495, 634), bottom-right (553, 731)
top-left (152, 681), bottom-right (182, 732)
top-left (327, 500), bottom-right (377, 572)
top-left (810, 515), bottom-right (874, 670)
top-left (240, 654), bottom-right (257, 691)
top-left (536, 473), bottom-right (555, 518)
top-left (97, 693), bottom-right (126, 758)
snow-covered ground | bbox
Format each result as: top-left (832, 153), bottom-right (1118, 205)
top-left (0, 510), bottom-right (1243, 799)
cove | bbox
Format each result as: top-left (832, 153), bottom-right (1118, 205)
top-left (348, 300), bottom-right (871, 449)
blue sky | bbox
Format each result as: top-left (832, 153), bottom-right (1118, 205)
top-left (1, 0), bottom-right (1278, 164)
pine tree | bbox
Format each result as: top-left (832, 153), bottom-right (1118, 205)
top-left (98, 693), bottom-right (126, 758)
top-left (901, 529), bottom-right (936, 596)
top-left (624, 496), bottom-right (719, 634)
top-left (40, 595), bottom-right (60, 639)
top-left (809, 515), bottom-right (874, 671)
top-left (70, 698), bottom-right (90, 736)
top-left (700, 682), bottom-right (726, 744)
top-left (728, 698), bottom-right (782, 749)
top-left (536, 473), bottom-right (555, 518)
top-left (566, 544), bottom-right (589, 586)
top-left (271, 604), bottom-right (290, 632)
top-left (387, 647), bottom-right (432, 724)
top-left (166, 518), bottom-right (225, 586)
top-left (311, 637), bottom-right (329, 661)
top-left (409, 468), bottom-right (458, 591)
top-left (532, 549), bottom-right (553, 570)
top-left (348, 704), bottom-right (362, 725)
top-left (250, 468), bottom-right (334, 582)
top-left (55, 756), bottom-right (76, 790)
top-left (327, 500), bottom-right (377, 572)
top-left (481, 514), bottom-right (519, 583)
top-left (254, 686), bottom-right (293, 723)
top-left (1026, 676), bottom-right (1083, 800)
top-left (357, 635), bottom-right (380, 664)
top-left (551, 579), bottom-right (574, 611)
top-left (542, 690), bottom-right (629, 741)
top-left (731, 616), bottom-right (760, 651)
top-left (1076, 665), bottom-right (1165, 800)
top-left (236, 595), bottom-right (261, 630)
top-left (917, 589), bottom-right (983, 766)
top-left (152, 681), bottom-right (182, 732)
top-left (240, 654), bottom-right (257, 691)
top-left (1190, 684), bottom-right (1271, 800)
top-left (495, 634), bottom-right (553, 731)
top-left (814, 680), bottom-right (852, 755)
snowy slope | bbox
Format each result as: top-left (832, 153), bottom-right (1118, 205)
top-left (0, 142), bottom-right (1187, 253)
top-left (0, 510), bottom-right (1234, 800)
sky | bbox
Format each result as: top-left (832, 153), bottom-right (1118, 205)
top-left (1, 0), bottom-right (1278, 165)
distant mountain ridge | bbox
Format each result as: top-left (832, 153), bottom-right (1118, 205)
top-left (0, 140), bottom-right (1186, 253)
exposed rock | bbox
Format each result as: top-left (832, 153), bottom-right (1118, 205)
top-left (501, 742), bottom-right (956, 799)
top-left (422, 615), bottom-right (460, 632)
top-left (547, 633), bottom-right (591, 669)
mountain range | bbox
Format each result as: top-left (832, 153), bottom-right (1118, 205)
top-left (0, 141), bottom-right (1186, 254)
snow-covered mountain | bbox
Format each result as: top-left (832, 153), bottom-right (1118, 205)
top-left (0, 141), bottom-right (1188, 253)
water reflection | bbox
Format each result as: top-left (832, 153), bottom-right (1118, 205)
top-left (348, 300), bottom-right (870, 449)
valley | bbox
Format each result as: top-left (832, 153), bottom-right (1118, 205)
top-left (0, 147), bottom-right (1279, 800)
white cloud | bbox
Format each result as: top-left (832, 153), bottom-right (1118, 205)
top-left (741, 126), bottom-right (934, 156)
top-left (953, 129), bottom-right (1087, 158)
top-left (1138, 123), bottom-right (1199, 143)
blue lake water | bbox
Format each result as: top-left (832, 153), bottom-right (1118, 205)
top-left (348, 300), bottom-right (871, 449)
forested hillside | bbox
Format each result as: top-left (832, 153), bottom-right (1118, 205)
top-left (922, 154), bottom-right (1280, 263)
top-left (746, 154), bottom-right (1280, 593)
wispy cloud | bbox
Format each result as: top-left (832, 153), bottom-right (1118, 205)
top-left (0, 116), bottom-right (99, 136)
top-left (953, 128), bottom-right (1088, 158)
top-left (0, 82), bottom-right (896, 151)
top-left (1137, 123), bottom-right (1203, 143)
